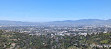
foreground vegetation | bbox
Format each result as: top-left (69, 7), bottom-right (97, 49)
top-left (0, 30), bottom-right (111, 49)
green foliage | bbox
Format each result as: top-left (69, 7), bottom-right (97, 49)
top-left (100, 40), bottom-right (109, 44)
top-left (0, 30), bottom-right (111, 49)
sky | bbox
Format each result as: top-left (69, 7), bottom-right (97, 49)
top-left (0, 0), bottom-right (111, 22)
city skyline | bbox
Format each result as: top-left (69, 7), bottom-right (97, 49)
top-left (0, 0), bottom-right (111, 22)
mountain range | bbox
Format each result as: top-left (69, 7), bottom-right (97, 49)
top-left (0, 19), bottom-right (111, 26)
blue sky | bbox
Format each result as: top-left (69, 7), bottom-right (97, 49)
top-left (0, 0), bottom-right (111, 22)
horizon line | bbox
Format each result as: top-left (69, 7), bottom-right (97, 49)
top-left (0, 19), bottom-right (110, 22)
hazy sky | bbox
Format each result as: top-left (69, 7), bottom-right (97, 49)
top-left (0, 0), bottom-right (111, 22)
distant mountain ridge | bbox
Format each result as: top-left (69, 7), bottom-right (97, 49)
top-left (0, 19), bottom-right (111, 26)
top-left (0, 20), bottom-right (40, 26)
top-left (45, 19), bottom-right (111, 26)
